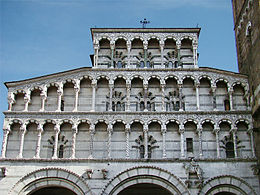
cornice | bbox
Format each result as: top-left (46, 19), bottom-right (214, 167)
top-left (4, 67), bottom-right (247, 89)
top-left (0, 157), bottom-right (257, 163)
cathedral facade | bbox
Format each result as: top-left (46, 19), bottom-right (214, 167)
top-left (0, 28), bottom-right (259, 195)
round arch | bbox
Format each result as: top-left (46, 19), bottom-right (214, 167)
top-left (102, 166), bottom-right (190, 195)
top-left (9, 168), bottom-right (92, 195)
top-left (199, 175), bottom-right (257, 195)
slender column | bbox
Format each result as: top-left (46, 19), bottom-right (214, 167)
top-left (71, 125), bottom-right (78, 159)
top-left (231, 128), bottom-right (238, 158)
top-left (7, 93), bottom-right (15, 111)
top-left (40, 91), bottom-right (47, 112)
top-left (94, 44), bottom-right (99, 67)
top-left (125, 124), bottom-right (130, 159)
top-left (109, 83), bottom-right (114, 111)
top-left (143, 124), bottom-right (148, 159)
top-left (192, 42), bottom-right (198, 68)
top-left (144, 83), bottom-right (148, 111)
top-left (1, 128), bottom-right (10, 158)
top-left (160, 43), bottom-right (164, 67)
top-left (244, 91), bottom-right (251, 110)
top-left (144, 43), bottom-right (148, 68)
top-left (179, 127), bottom-right (185, 158)
top-left (247, 128), bottom-right (256, 157)
top-left (197, 128), bottom-right (203, 157)
top-left (229, 88), bottom-right (234, 111)
top-left (176, 41), bottom-right (181, 67)
top-left (127, 42), bottom-right (131, 68)
top-left (52, 124), bottom-right (60, 159)
top-left (161, 84), bottom-right (166, 111)
top-left (89, 124), bottom-right (95, 159)
top-left (73, 87), bottom-right (80, 112)
top-left (178, 84), bottom-right (183, 111)
top-left (24, 93), bottom-right (30, 111)
top-left (126, 83), bottom-right (131, 111)
top-left (18, 125), bottom-right (26, 158)
top-left (91, 81), bottom-right (96, 112)
top-left (212, 86), bottom-right (217, 111)
top-left (161, 124), bottom-right (167, 158)
top-left (107, 124), bottom-right (113, 159)
top-left (34, 124), bottom-right (43, 158)
top-left (214, 128), bottom-right (220, 158)
top-left (196, 82), bottom-right (200, 110)
top-left (110, 44), bottom-right (115, 68)
top-left (56, 88), bottom-right (63, 111)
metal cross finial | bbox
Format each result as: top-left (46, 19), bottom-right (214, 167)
top-left (140, 18), bottom-right (150, 28)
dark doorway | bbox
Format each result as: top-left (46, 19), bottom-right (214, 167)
top-left (215, 192), bottom-right (236, 195)
top-left (118, 183), bottom-right (172, 195)
top-left (30, 186), bottom-right (77, 195)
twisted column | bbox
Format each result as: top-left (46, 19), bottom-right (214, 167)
top-left (71, 125), bottom-right (78, 159)
top-left (52, 124), bottom-right (60, 159)
top-left (34, 124), bottom-right (43, 158)
top-left (161, 84), bottom-right (165, 111)
top-left (1, 128), bottom-right (10, 158)
top-left (18, 124), bottom-right (26, 158)
top-left (176, 41), bottom-right (181, 67)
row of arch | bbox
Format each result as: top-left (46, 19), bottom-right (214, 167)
top-left (2, 116), bottom-right (254, 160)
top-left (94, 33), bottom-right (198, 47)
top-left (9, 166), bottom-right (258, 195)
top-left (8, 73), bottom-right (249, 112)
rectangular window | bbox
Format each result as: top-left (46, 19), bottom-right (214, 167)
top-left (186, 138), bottom-right (193, 153)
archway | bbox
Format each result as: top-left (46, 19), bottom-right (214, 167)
top-left (30, 186), bottom-right (76, 195)
top-left (102, 166), bottom-right (190, 195)
top-left (118, 183), bottom-right (172, 195)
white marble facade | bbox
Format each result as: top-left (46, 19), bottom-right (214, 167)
top-left (0, 28), bottom-right (259, 195)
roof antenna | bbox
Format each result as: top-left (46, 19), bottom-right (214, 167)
top-left (196, 23), bottom-right (199, 28)
top-left (140, 18), bottom-right (150, 28)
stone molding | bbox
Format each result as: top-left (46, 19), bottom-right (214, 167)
top-left (199, 175), bottom-right (257, 195)
top-left (101, 166), bottom-right (190, 195)
top-left (9, 167), bottom-right (92, 195)
top-left (3, 111), bottom-right (252, 131)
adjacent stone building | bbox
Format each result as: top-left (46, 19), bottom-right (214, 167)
top-left (231, 0), bottom-right (260, 180)
top-left (0, 28), bottom-right (259, 195)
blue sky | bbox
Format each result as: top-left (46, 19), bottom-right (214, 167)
top-left (0, 0), bottom-right (237, 146)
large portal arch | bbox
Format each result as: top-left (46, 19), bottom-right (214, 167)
top-left (9, 168), bottom-right (92, 195)
top-left (102, 166), bottom-right (190, 195)
top-left (199, 175), bottom-right (257, 195)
